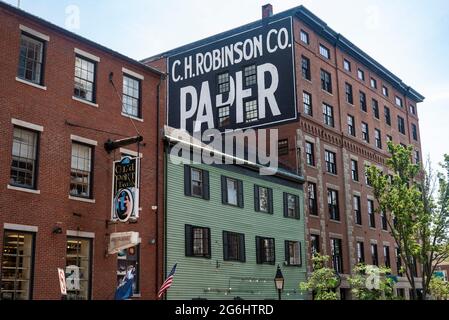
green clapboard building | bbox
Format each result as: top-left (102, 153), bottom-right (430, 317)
top-left (164, 151), bottom-right (307, 300)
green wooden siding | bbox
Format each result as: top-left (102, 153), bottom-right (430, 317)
top-left (165, 158), bottom-right (307, 300)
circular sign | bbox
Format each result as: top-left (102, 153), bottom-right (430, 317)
top-left (114, 189), bottom-right (134, 222)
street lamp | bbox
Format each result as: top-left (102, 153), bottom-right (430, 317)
top-left (274, 264), bottom-right (284, 300)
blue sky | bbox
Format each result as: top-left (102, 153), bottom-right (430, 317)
top-left (4, 0), bottom-right (449, 168)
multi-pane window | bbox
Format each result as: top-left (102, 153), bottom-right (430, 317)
top-left (70, 143), bottom-right (93, 198)
top-left (354, 195), bottom-right (362, 225)
top-left (223, 231), bottom-right (245, 262)
top-left (191, 168), bottom-right (203, 197)
top-left (255, 185), bottom-right (273, 213)
top-left (185, 166), bottom-right (209, 200)
top-left (122, 75), bottom-right (141, 118)
top-left (348, 114), bottom-right (356, 137)
top-left (244, 65), bottom-right (257, 86)
top-left (357, 68), bottom-right (365, 81)
top-left (384, 246), bottom-right (391, 268)
top-left (256, 237), bottom-right (275, 264)
top-left (285, 241), bottom-right (302, 266)
top-left (398, 116), bottom-right (406, 134)
top-left (412, 124), bottom-right (418, 141)
top-left (322, 103), bottom-right (334, 127)
top-left (300, 30), bottom-right (309, 44)
top-left (415, 150), bottom-right (420, 164)
top-left (396, 247), bottom-right (403, 276)
top-left (351, 160), bottom-right (359, 182)
top-left (356, 241), bottom-right (365, 264)
top-left (368, 199), bottom-right (376, 228)
top-left (74, 56), bottom-right (96, 102)
top-left (345, 82), bottom-right (353, 104)
top-left (10, 127), bottom-right (39, 189)
top-left (371, 243), bottom-right (379, 266)
top-left (365, 166), bottom-right (372, 186)
top-left (381, 211), bottom-right (388, 230)
top-left (308, 182), bottom-right (318, 216)
top-left (375, 129), bottom-right (382, 149)
top-left (17, 33), bottom-right (44, 85)
top-left (222, 177), bottom-right (243, 207)
top-left (361, 122), bottom-right (369, 143)
top-left (387, 134), bottom-right (393, 143)
top-left (319, 44), bottom-right (330, 59)
top-left (218, 106), bottom-right (230, 127)
top-left (278, 139), bottom-right (289, 156)
top-left (284, 193), bottom-right (300, 219)
top-left (301, 56), bottom-right (311, 81)
top-left (409, 104), bottom-right (416, 115)
top-left (395, 96), bottom-right (403, 107)
top-left (303, 91), bottom-right (312, 116)
top-left (66, 237), bottom-right (92, 300)
top-left (331, 238), bottom-right (343, 273)
top-left (360, 91), bottom-right (367, 112)
top-left (305, 141), bottom-right (315, 166)
top-left (328, 189), bottom-right (339, 221)
top-left (117, 246), bottom-right (140, 296)
top-left (311, 234), bottom-right (320, 255)
top-left (217, 72), bottom-right (230, 94)
top-left (245, 99), bottom-right (258, 122)
top-left (384, 106), bottom-right (391, 125)
top-left (320, 69), bottom-right (332, 93)
top-left (185, 225), bottom-right (211, 258)
top-left (370, 78), bottom-right (377, 89)
top-left (343, 59), bottom-right (351, 72)
top-left (1, 231), bottom-right (35, 300)
top-left (382, 85), bottom-right (389, 97)
top-left (372, 99), bottom-right (379, 119)
top-left (325, 150), bottom-right (337, 175)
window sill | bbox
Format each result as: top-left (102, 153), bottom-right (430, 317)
top-left (321, 89), bottom-right (333, 96)
top-left (7, 185), bottom-right (40, 194)
top-left (302, 78), bottom-right (312, 85)
top-left (309, 214), bottom-right (320, 219)
top-left (369, 227), bottom-right (377, 231)
top-left (69, 195), bottom-right (96, 203)
top-left (72, 96), bottom-right (99, 108)
top-left (131, 294), bottom-right (141, 298)
top-left (354, 223), bottom-right (363, 228)
top-left (325, 172), bottom-right (338, 177)
top-left (15, 77), bottom-right (47, 90)
top-left (329, 219), bottom-right (341, 224)
top-left (121, 113), bottom-right (144, 122)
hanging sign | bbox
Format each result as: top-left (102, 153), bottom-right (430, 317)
top-left (108, 232), bottom-right (140, 254)
top-left (58, 268), bottom-right (67, 295)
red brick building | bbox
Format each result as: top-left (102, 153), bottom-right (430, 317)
top-left (0, 2), bottom-right (165, 300)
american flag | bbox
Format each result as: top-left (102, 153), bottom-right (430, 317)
top-left (158, 264), bottom-right (177, 299)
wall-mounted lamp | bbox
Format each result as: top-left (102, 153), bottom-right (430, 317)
top-left (52, 226), bottom-right (63, 234)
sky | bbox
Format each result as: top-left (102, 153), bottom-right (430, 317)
top-left (4, 0), bottom-right (449, 168)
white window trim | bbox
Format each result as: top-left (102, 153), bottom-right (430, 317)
top-left (310, 229), bottom-right (321, 235)
top-left (356, 237), bottom-right (365, 242)
top-left (15, 77), bottom-right (47, 90)
top-left (70, 134), bottom-right (98, 146)
top-left (353, 191), bottom-right (361, 196)
top-left (67, 230), bottom-right (95, 238)
top-left (350, 154), bottom-right (359, 161)
top-left (11, 118), bottom-right (44, 132)
top-left (122, 67), bottom-right (144, 80)
top-left (72, 96), bottom-right (99, 108)
top-left (7, 185), bottom-right (40, 194)
top-left (68, 195), bottom-right (96, 204)
top-left (370, 239), bottom-right (378, 244)
top-left (121, 112), bottom-right (144, 122)
top-left (326, 183), bottom-right (339, 190)
top-left (304, 135), bottom-right (316, 143)
top-left (323, 144), bottom-right (338, 153)
top-left (4, 223), bottom-right (38, 233)
top-left (74, 48), bottom-right (100, 62)
top-left (119, 148), bottom-right (143, 158)
top-left (20, 24), bottom-right (50, 41)
top-left (329, 233), bottom-right (343, 239)
top-left (306, 176), bottom-right (318, 183)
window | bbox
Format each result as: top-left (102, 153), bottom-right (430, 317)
top-left (10, 127), bottom-right (39, 189)
top-left (343, 59), bottom-right (351, 72)
top-left (122, 75), bottom-right (141, 118)
top-left (320, 69), bottom-right (332, 93)
top-left (409, 104), bottom-right (416, 115)
top-left (347, 114), bottom-right (355, 137)
top-left (184, 166), bottom-right (209, 200)
top-left (278, 139), bottom-right (289, 156)
top-left (245, 99), bottom-right (258, 122)
top-left (185, 225), bottom-right (211, 258)
top-left (351, 160), bottom-right (359, 182)
top-left (372, 99), bottom-right (379, 119)
top-left (361, 122), bottom-right (369, 143)
top-left (356, 241), bottom-right (365, 264)
top-left (305, 142), bottom-right (315, 166)
top-left (244, 65), bottom-right (257, 86)
top-left (381, 211), bottom-right (388, 230)
top-left (365, 166), bottom-right (372, 186)
top-left (74, 56), bottom-right (96, 102)
top-left (117, 245), bottom-right (140, 296)
top-left (331, 238), bottom-right (343, 273)
top-left (70, 143), bottom-right (93, 198)
top-left (354, 195), bottom-right (362, 225)
top-left (382, 85), bottom-right (389, 97)
top-left (395, 96), bottom-right (403, 107)
top-left (370, 78), bottom-right (377, 89)
top-left (300, 30), bottom-right (309, 44)
top-left (319, 44), bottom-right (330, 59)
top-left (371, 243), bottom-right (379, 266)
top-left (1, 231), bottom-right (35, 300)
top-left (387, 135), bottom-right (393, 143)
top-left (396, 248), bottom-right (403, 276)
top-left (17, 33), bottom-right (45, 85)
top-left (256, 237), bottom-right (275, 264)
top-left (223, 231), bottom-right (245, 262)
top-left (412, 124), bottom-right (418, 141)
top-left (308, 183), bottom-right (318, 216)
top-left (384, 106), bottom-right (391, 125)
top-left (284, 193), bottom-right (300, 219)
top-left (218, 106), bottom-right (230, 127)
top-left (254, 185), bottom-right (273, 213)
top-left (66, 237), bottom-right (92, 300)
top-left (384, 246), bottom-right (391, 268)
top-left (328, 189), bottom-right (339, 221)
top-left (217, 72), bottom-right (230, 94)
top-left (360, 91), bottom-right (367, 112)
top-left (285, 241), bottom-right (302, 266)
top-left (375, 129), bottom-right (382, 149)
top-left (303, 91), bottom-right (312, 116)
top-left (301, 56), bottom-right (311, 81)
top-left (221, 176), bottom-right (243, 207)
top-left (325, 150), bottom-right (337, 175)
top-left (311, 235), bottom-right (320, 255)
top-left (357, 68), bottom-right (365, 81)
top-left (368, 199), bottom-right (375, 228)
top-left (398, 116), bottom-right (406, 135)
top-left (345, 82), bottom-right (353, 104)
top-left (322, 103), bottom-right (334, 127)
top-left (415, 150), bottom-right (420, 164)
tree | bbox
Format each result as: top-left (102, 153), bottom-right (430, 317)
top-left (429, 275), bottom-right (449, 300)
top-left (366, 142), bottom-right (449, 299)
top-left (299, 254), bottom-right (339, 300)
top-left (347, 264), bottom-right (396, 300)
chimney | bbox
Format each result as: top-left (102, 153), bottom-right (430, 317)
top-left (262, 4), bottom-right (273, 19)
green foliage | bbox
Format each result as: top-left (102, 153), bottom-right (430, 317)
top-left (347, 264), bottom-right (395, 300)
top-left (429, 276), bottom-right (449, 300)
top-left (299, 254), bottom-right (339, 300)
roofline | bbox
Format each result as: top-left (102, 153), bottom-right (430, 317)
top-left (142, 5), bottom-right (424, 103)
top-left (0, 1), bottom-right (165, 77)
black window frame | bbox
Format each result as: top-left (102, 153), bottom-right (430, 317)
top-left (243, 64), bottom-right (257, 87)
top-left (301, 56), bottom-right (311, 81)
top-left (354, 195), bottom-right (362, 225)
top-left (255, 236), bottom-right (275, 265)
top-left (362, 122), bottom-right (370, 143)
top-left (308, 182), bottom-right (318, 216)
top-left (384, 106), bottom-right (391, 126)
top-left (347, 114), bottom-right (356, 137)
top-left (311, 234), bottom-right (320, 255)
top-left (382, 85), bottom-right (389, 97)
top-left (360, 91), bottom-right (367, 112)
top-left (283, 193), bottom-right (300, 219)
top-left (331, 238), bottom-right (343, 273)
top-left (398, 116), bottom-right (406, 135)
top-left (320, 69), bottom-right (332, 93)
top-left (345, 82), bottom-right (353, 104)
top-left (221, 176), bottom-right (244, 208)
top-left (285, 240), bottom-right (302, 266)
top-left (384, 245), bottom-right (391, 268)
top-left (325, 150), bottom-right (337, 175)
top-left (70, 141), bottom-right (95, 199)
top-left (356, 241), bottom-right (365, 264)
top-left (300, 30), bottom-right (309, 44)
top-left (371, 243), bottom-right (379, 266)
top-left (184, 165), bottom-right (210, 200)
top-left (254, 185), bottom-right (273, 214)
top-left (368, 199), bottom-right (376, 228)
top-left (351, 159), bottom-right (359, 182)
top-left (323, 103), bottom-right (334, 127)
top-left (74, 54), bottom-right (97, 103)
top-left (122, 74), bottom-right (142, 119)
top-left (343, 59), bottom-right (351, 72)
top-left (223, 231), bottom-right (246, 262)
top-left (357, 68), bottom-right (365, 81)
top-left (375, 129), bottom-right (382, 149)
top-left (328, 189), bottom-right (340, 221)
top-left (372, 99), bottom-right (379, 119)
top-left (303, 91), bottom-right (313, 116)
top-left (412, 124), bottom-right (418, 141)
top-left (305, 141), bottom-right (315, 166)
top-left (278, 139), bottom-right (289, 156)
top-left (185, 225), bottom-right (211, 259)
top-left (217, 72), bottom-right (230, 94)
top-left (370, 77), bottom-right (377, 89)
top-left (17, 32), bottom-right (46, 86)
top-left (319, 44), bottom-right (330, 59)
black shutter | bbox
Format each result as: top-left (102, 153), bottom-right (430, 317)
top-left (184, 165), bottom-right (191, 196)
top-left (237, 180), bottom-right (244, 208)
top-left (239, 234), bottom-right (246, 262)
top-left (295, 195), bottom-right (300, 219)
top-left (255, 237), bottom-right (262, 264)
top-left (222, 231), bottom-right (229, 261)
top-left (202, 170), bottom-right (210, 200)
top-left (271, 238), bottom-right (276, 265)
top-left (268, 188), bottom-right (274, 214)
top-left (285, 241), bottom-right (290, 265)
top-left (283, 193), bottom-right (288, 217)
top-left (299, 242), bottom-right (303, 267)
top-left (254, 185), bottom-right (260, 212)
top-left (185, 225), bottom-right (193, 256)
top-left (205, 228), bottom-right (211, 258)
top-left (221, 176), bottom-right (228, 204)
